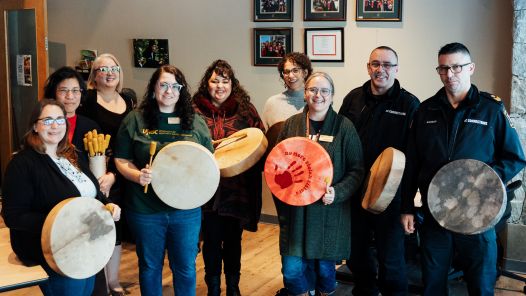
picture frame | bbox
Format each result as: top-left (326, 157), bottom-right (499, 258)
top-left (304, 28), bottom-right (344, 62)
top-left (356, 0), bottom-right (402, 22)
top-left (304, 0), bottom-right (346, 21)
top-left (254, 0), bottom-right (293, 22)
top-left (132, 39), bottom-right (170, 68)
top-left (253, 28), bottom-right (293, 66)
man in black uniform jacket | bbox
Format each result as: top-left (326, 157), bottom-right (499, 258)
top-left (400, 42), bottom-right (526, 296)
top-left (339, 46), bottom-right (420, 296)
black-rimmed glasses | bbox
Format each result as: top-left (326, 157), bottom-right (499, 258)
top-left (368, 62), bottom-right (397, 70)
top-left (436, 62), bottom-right (472, 75)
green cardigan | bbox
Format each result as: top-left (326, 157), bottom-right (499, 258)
top-left (274, 107), bottom-right (364, 260)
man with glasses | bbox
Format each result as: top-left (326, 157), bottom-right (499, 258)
top-left (339, 46), bottom-right (420, 296)
top-left (400, 42), bottom-right (526, 295)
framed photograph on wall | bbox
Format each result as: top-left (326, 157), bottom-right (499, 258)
top-left (304, 28), bottom-right (344, 62)
top-left (254, 0), bottom-right (293, 22)
top-left (304, 0), bottom-right (346, 21)
top-left (133, 39), bottom-right (169, 68)
top-left (356, 0), bottom-right (402, 22)
top-left (254, 28), bottom-right (293, 66)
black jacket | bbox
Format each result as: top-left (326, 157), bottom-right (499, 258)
top-left (401, 85), bottom-right (526, 215)
top-left (1, 148), bottom-right (107, 266)
top-left (339, 79), bottom-right (420, 204)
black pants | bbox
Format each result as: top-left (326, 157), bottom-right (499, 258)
top-left (202, 212), bottom-right (243, 276)
top-left (347, 201), bottom-right (407, 296)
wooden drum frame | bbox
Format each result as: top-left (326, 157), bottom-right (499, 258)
top-left (214, 128), bottom-right (268, 177)
top-left (361, 147), bottom-right (405, 214)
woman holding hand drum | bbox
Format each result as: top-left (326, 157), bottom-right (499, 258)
top-left (115, 65), bottom-right (213, 296)
top-left (269, 72), bottom-right (364, 296)
top-left (1, 99), bottom-right (120, 296)
top-left (193, 59), bottom-right (265, 296)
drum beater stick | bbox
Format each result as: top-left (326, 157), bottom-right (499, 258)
top-left (144, 141), bottom-right (157, 194)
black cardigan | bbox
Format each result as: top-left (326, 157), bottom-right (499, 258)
top-left (1, 148), bottom-right (107, 266)
top-left (71, 114), bottom-right (100, 155)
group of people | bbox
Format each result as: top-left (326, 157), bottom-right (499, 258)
top-left (312, 0), bottom-right (338, 12)
top-left (1, 41), bottom-right (525, 296)
top-left (261, 0), bottom-right (287, 13)
top-left (364, 0), bottom-right (393, 12)
top-left (261, 41), bottom-right (286, 58)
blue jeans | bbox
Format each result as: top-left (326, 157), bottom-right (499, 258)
top-left (282, 255), bottom-right (336, 295)
top-left (420, 219), bottom-right (497, 296)
top-left (127, 208), bottom-right (201, 296)
top-left (39, 265), bottom-right (95, 296)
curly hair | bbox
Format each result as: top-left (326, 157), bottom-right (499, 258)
top-left (277, 52), bottom-right (313, 88)
top-left (23, 99), bottom-right (79, 168)
top-left (193, 59), bottom-right (251, 105)
top-left (139, 65), bottom-right (194, 130)
top-left (43, 66), bottom-right (86, 100)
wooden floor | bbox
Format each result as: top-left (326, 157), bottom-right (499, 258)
top-left (2, 222), bottom-right (526, 295)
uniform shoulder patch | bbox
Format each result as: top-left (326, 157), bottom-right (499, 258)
top-left (491, 94), bottom-right (501, 102)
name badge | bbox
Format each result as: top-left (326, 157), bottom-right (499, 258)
top-left (167, 117), bottom-right (180, 124)
top-left (318, 135), bottom-right (334, 142)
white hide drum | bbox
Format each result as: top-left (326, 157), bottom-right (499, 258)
top-left (151, 141), bottom-right (220, 209)
top-left (41, 197), bottom-right (116, 279)
top-left (428, 159), bottom-right (507, 234)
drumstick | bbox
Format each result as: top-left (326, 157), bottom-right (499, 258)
top-left (211, 132), bottom-right (248, 145)
top-left (104, 203), bottom-right (114, 213)
top-left (144, 141), bottom-right (157, 194)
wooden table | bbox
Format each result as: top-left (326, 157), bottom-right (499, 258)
top-left (0, 228), bottom-right (48, 293)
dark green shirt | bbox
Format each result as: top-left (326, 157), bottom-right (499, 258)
top-left (115, 110), bottom-right (213, 214)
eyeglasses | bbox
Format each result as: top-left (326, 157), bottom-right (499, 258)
top-left (282, 67), bottom-right (302, 76)
top-left (436, 62), bottom-right (472, 75)
top-left (368, 62), bottom-right (397, 70)
top-left (96, 66), bottom-right (121, 74)
top-left (38, 116), bottom-right (67, 126)
top-left (306, 87), bottom-right (332, 97)
top-left (159, 82), bottom-right (183, 93)
top-left (57, 88), bottom-right (82, 96)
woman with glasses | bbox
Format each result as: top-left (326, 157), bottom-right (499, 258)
top-left (2, 99), bottom-right (121, 296)
top-left (193, 60), bottom-right (264, 296)
top-left (114, 65), bottom-right (213, 296)
top-left (274, 72), bottom-right (364, 296)
top-left (43, 67), bottom-right (100, 158)
top-left (262, 52), bottom-right (313, 131)
top-left (77, 53), bottom-right (136, 296)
